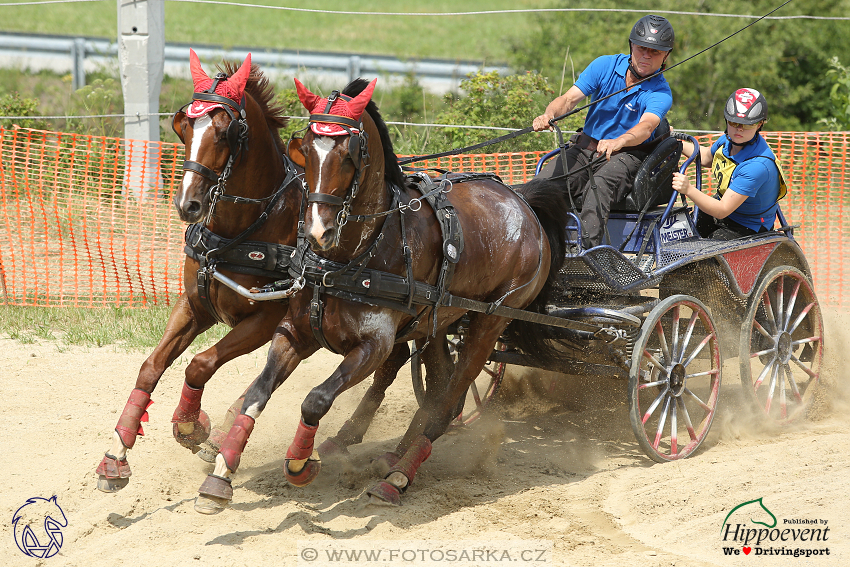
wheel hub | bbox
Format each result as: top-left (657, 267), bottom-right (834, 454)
top-left (669, 363), bottom-right (686, 397)
top-left (776, 331), bottom-right (793, 363)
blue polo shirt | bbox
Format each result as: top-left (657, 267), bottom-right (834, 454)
top-left (710, 134), bottom-right (780, 231)
top-left (574, 53), bottom-right (672, 142)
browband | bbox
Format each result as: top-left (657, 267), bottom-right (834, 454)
top-left (308, 114), bottom-right (361, 129)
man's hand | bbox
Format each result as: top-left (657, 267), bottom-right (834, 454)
top-left (595, 137), bottom-right (627, 160)
top-left (532, 114), bottom-right (555, 132)
top-left (671, 172), bottom-right (691, 197)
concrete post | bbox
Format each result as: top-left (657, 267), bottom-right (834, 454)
top-left (118, 0), bottom-right (164, 200)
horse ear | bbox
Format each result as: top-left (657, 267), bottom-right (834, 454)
top-left (288, 137), bottom-right (306, 168)
top-left (346, 78), bottom-right (377, 120)
top-left (228, 52), bottom-right (252, 99)
top-left (294, 78), bottom-right (321, 113)
top-left (189, 48), bottom-right (210, 89)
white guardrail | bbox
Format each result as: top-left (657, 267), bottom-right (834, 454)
top-left (0, 31), bottom-right (510, 93)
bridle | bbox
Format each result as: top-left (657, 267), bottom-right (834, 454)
top-left (305, 90), bottom-right (370, 230)
top-left (172, 72), bottom-right (252, 224)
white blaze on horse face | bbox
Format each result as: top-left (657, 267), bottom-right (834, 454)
top-left (309, 136), bottom-right (337, 244)
top-left (179, 115), bottom-right (214, 208)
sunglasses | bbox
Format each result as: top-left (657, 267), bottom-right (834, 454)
top-left (727, 120), bottom-right (760, 131)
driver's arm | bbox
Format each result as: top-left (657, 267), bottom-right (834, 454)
top-left (532, 85), bottom-right (587, 131)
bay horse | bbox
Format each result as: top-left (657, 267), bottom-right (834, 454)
top-left (94, 51), bottom-right (421, 493)
top-left (194, 77), bottom-right (569, 511)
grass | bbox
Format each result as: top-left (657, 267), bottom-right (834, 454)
top-left (0, 0), bottom-right (541, 63)
top-left (0, 304), bottom-right (229, 351)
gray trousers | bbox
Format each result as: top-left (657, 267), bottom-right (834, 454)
top-left (537, 146), bottom-right (643, 248)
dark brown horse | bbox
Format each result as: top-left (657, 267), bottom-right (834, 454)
top-left (194, 78), bottom-right (569, 512)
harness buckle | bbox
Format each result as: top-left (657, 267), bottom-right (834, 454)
top-left (322, 271), bottom-right (335, 288)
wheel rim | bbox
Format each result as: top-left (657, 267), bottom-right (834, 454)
top-left (630, 296), bottom-right (721, 462)
top-left (410, 337), bottom-right (506, 427)
top-left (740, 268), bottom-right (823, 423)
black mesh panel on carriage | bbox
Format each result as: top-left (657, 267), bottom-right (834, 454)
top-left (560, 247), bottom-right (657, 292)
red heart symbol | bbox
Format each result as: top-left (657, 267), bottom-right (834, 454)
top-left (743, 547), bottom-right (752, 555)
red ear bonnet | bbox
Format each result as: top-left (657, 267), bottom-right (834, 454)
top-left (186, 49), bottom-right (251, 118)
top-left (295, 77), bottom-right (378, 136)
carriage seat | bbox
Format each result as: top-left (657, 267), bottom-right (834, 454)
top-left (609, 124), bottom-right (682, 213)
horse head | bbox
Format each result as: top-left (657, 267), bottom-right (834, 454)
top-left (290, 77), bottom-right (391, 253)
top-left (172, 49), bottom-right (259, 225)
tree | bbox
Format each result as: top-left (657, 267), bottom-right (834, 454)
top-left (820, 57), bottom-right (850, 130)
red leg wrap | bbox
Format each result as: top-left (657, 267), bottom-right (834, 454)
top-left (387, 435), bottom-right (432, 488)
top-left (286, 420), bottom-right (319, 461)
top-left (115, 389), bottom-right (153, 449)
top-left (172, 382), bottom-right (203, 423)
top-left (218, 414), bottom-right (255, 472)
top-left (96, 453), bottom-right (132, 479)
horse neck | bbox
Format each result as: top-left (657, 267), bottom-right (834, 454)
top-left (206, 117), bottom-right (289, 240)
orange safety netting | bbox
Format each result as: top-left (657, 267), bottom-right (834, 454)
top-left (0, 128), bottom-right (847, 308)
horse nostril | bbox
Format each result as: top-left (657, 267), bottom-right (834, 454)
top-left (185, 200), bottom-right (201, 215)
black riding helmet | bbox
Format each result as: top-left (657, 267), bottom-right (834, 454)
top-left (628, 15), bottom-right (674, 79)
top-left (630, 15), bottom-right (675, 52)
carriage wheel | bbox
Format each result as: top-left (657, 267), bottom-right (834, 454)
top-left (739, 266), bottom-right (824, 424)
top-left (410, 336), bottom-right (506, 426)
top-left (629, 295), bottom-right (721, 462)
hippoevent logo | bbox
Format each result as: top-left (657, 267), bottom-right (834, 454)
top-left (720, 497), bottom-right (831, 558)
top-left (12, 496), bottom-right (67, 558)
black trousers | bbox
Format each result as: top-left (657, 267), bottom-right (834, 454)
top-left (695, 209), bottom-right (767, 240)
top-left (536, 145), bottom-right (643, 248)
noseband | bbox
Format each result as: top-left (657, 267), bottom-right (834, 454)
top-left (173, 72), bottom-right (251, 224)
top-left (306, 90), bottom-right (370, 229)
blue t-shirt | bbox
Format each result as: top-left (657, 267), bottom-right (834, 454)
top-left (573, 54), bottom-right (672, 142)
top-left (710, 134), bottom-right (780, 231)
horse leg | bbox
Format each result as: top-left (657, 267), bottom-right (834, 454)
top-left (97, 294), bottom-right (213, 492)
top-left (195, 322), bottom-right (317, 514)
top-left (284, 336), bottom-right (395, 488)
top-left (317, 342), bottom-right (410, 461)
top-left (176, 309), bottom-right (283, 459)
top-left (368, 316), bottom-right (510, 506)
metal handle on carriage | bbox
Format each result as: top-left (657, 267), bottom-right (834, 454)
top-left (659, 134), bottom-right (701, 229)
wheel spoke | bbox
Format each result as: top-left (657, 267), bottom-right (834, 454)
top-left (683, 387), bottom-right (713, 411)
top-left (791, 335), bottom-right (821, 346)
top-left (654, 321), bottom-right (671, 364)
top-left (764, 362), bottom-right (780, 413)
top-left (639, 379), bottom-right (667, 389)
top-left (670, 401), bottom-right (678, 455)
top-left (751, 346), bottom-right (776, 359)
top-left (643, 386), bottom-right (670, 424)
top-left (470, 381), bottom-right (483, 407)
top-left (682, 332), bottom-right (714, 368)
top-left (685, 368), bottom-right (720, 379)
top-left (790, 354), bottom-right (819, 378)
top-left (762, 290), bottom-right (778, 334)
top-left (678, 311), bottom-right (700, 364)
top-left (779, 364), bottom-right (788, 419)
top-left (783, 362), bottom-right (803, 403)
top-left (753, 319), bottom-right (774, 342)
top-left (642, 350), bottom-right (669, 376)
top-left (753, 358), bottom-right (776, 390)
top-left (788, 302), bottom-right (815, 335)
top-left (775, 276), bottom-right (785, 331)
top-left (671, 305), bottom-right (681, 363)
top-left (677, 397), bottom-right (698, 441)
top-left (653, 396), bottom-right (672, 450)
top-left (784, 278), bottom-right (802, 330)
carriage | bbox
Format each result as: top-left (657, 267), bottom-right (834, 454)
top-left (410, 131), bottom-right (824, 463)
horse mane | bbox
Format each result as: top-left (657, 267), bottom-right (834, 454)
top-left (220, 60), bottom-right (288, 153)
top-left (342, 78), bottom-right (408, 190)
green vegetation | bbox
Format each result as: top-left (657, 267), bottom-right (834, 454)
top-left (0, 304), bottom-right (228, 351)
top-left (821, 57), bottom-right (850, 130)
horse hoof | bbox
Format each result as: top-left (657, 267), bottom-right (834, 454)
top-left (317, 438), bottom-right (350, 461)
top-left (196, 428), bottom-right (226, 463)
top-left (173, 411), bottom-right (212, 451)
top-left (97, 476), bottom-right (129, 493)
top-left (284, 458), bottom-right (321, 487)
top-left (194, 494), bottom-right (228, 515)
top-left (366, 480), bottom-right (402, 506)
top-left (371, 452), bottom-right (401, 477)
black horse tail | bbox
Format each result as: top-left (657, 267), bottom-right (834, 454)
top-left (502, 176), bottom-right (576, 367)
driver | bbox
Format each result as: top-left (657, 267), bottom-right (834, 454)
top-left (532, 14), bottom-right (674, 249)
top-left (672, 88), bottom-right (789, 240)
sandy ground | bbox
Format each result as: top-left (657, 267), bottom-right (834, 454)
top-left (1, 309), bottom-right (848, 567)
